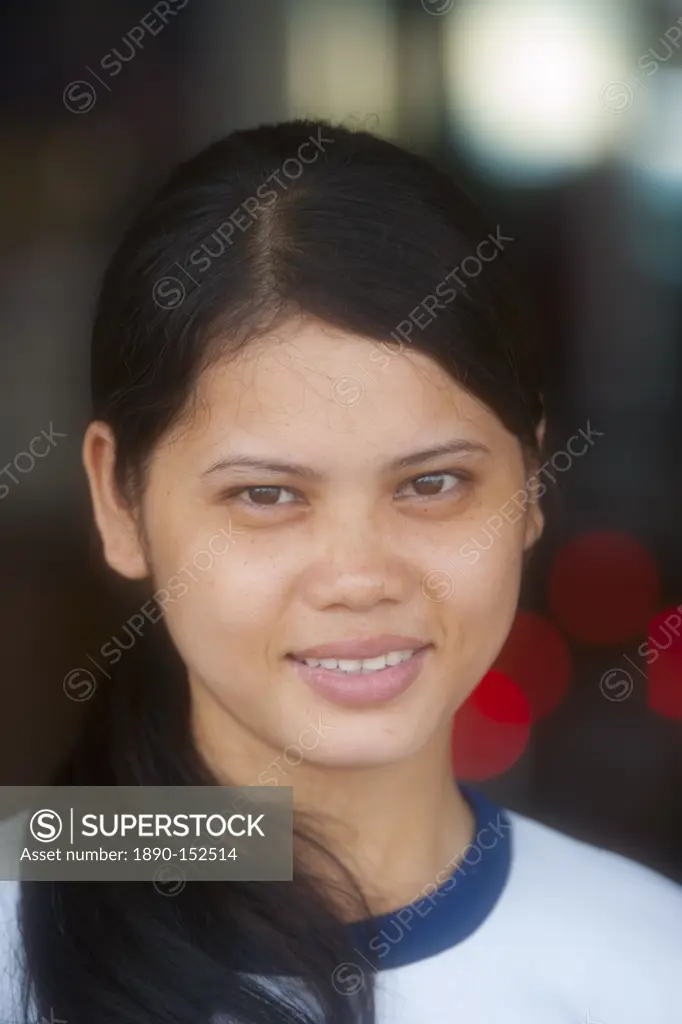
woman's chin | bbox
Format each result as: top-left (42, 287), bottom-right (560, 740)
top-left (276, 723), bottom-right (430, 772)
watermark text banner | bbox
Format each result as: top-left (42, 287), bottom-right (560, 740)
top-left (0, 786), bottom-right (292, 882)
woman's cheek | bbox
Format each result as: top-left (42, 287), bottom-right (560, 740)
top-left (445, 540), bottom-right (524, 653)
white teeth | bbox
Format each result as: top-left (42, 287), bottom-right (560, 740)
top-left (301, 649), bottom-right (416, 673)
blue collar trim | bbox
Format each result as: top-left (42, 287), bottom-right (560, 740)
top-left (347, 784), bottom-right (512, 971)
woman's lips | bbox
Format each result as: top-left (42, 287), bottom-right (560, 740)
top-left (289, 634), bottom-right (429, 661)
top-left (286, 646), bottom-right (432, 707)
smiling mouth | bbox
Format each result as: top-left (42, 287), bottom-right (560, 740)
top-left (286, 645), bottom-right (432, 707)
top-left (287, 648), bottom-right (426, 674)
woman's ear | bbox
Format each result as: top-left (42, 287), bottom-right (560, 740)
top-left (535, 417), bottom-right (546, 450)
top-left (82, 421), bottom-right (150, 580)
top-left (523, 417), bottom-right (546, 551)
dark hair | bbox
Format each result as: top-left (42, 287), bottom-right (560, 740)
top-left (18, 118), bottom-right (545, 1024)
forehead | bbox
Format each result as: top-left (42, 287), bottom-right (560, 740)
top-left (165, 316), bottom-right (514, 466)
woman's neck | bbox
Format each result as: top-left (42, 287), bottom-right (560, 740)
top-left (193, 699), bottom-right (475, 918)
top-left (301, 752), bottom-right (475, 918)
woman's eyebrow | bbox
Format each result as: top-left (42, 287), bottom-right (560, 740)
top-left (201, 439), bottom-right (491, 481)
top-left (390, 438), bottom-right (491, 471)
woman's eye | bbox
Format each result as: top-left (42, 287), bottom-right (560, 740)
top-left (236, 486), bottom-right (299, 507)
top-left (224, 473), bottom-right (468, 509)
top-left (399, 472), bottom-right (464, 498)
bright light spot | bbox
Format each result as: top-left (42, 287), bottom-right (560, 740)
top-left (647, 606), bottom-right (682, 721)
top-left (549, 531), bottom-right (659, 646)
top-left (451, 671), bottom-right (531, 781)
top-left (443, 1), bottom-right (629, 182)
top-left (493, 612), bottom-right (571, 719)
top-left (285, 0), bottom-right (397, 136)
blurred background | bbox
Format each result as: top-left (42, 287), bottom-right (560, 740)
top-left (2, 0), bottom-right (682, 880)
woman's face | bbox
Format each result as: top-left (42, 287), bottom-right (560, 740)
top-left (87, 316), bottom-right (542, 773)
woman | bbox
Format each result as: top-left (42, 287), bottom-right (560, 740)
top-left (1, 118), bottom-right (680, 1024)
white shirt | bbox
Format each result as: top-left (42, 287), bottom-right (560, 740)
top-left (369, 791), bottom-right (682, 1023)
top-left (1, 787), bottom-right (681, 1022)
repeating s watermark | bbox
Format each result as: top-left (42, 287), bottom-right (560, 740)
top-left (600, 16), bottom-right (682, 114)
top-left (62, 522), bottom-right (243, 702)
top-left (332, 962), bottom-right (365, 997)
top-left (599, 664), bottom-right (637, 702)
top-left (30, 809), bottom-right (63, 842)
top-left (421, 420), bottom-right (604, 597)
top-left (331, 813), bottom-right (510, 994)
top-left (0, 424), bottom-right (67, 503)
top-left (600, 80), bottom-right (636, 115)
top-left (331, 375), bottom-right (365, 407)
top-left (63, 0), bottom-right (190, 114)
top-left (331, 226), bottom-right (514, 407)
top-left (153, 863), bottom-right (187, 896)
top-left (599, 602), bottom-right (682, 702)
top-left (420, 0), bottom-right (455, 15)
top-left (152, 128), bottom-right (335, 310)
top-left (344, 112), bottom-right (380, 133)
top-left (422, 569), bottom-right (455, 603)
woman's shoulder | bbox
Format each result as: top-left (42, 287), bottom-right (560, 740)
top-left (0, 875), bottom-right (21, 952)
top-left (0, 809), bottom-right (26, 931)
top-left (0, 876), bottom-right (23, 1022)
top-left (506, 806), bottom-right (682, 935)
top-left (0, 812), bottom-right (29, 1022)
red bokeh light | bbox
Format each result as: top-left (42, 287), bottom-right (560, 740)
top-left (646, 605), bottom-right (682, 720)
top-left (549, 531), bottom-right (659, 645)
top-left (492, 611), bottom-right (571, 719)
top-left (451, 670), bottom-right (531, 781)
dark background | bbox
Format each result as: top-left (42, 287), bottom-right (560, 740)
top-left (1, 0), bottom-right (681, 880)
